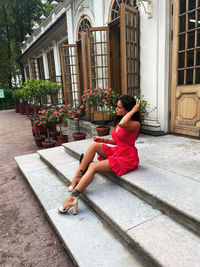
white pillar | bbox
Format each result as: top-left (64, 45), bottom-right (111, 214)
top-left (66, 4), bottom-right (74, 43)
top-left (53, 43), bottom-right (61, 76)
top-left (93, 0), bottom-right (104, 26)
top-left (157, 0), bottom-right (170, 132)
top-left (42, 51), bottom-right (49, 79)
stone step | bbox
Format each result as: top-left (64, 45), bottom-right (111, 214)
top-left (62, 138), bottom-right (200, 235)
top-left (38, 146), bottom-right (200, 267)
top-left (15, 153), bottom-right (144, 267)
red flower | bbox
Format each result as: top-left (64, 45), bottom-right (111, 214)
top-left (102, 99), bottom-right (106, 103)
top-left (74, 118), bottom-right (79, 121)
top-left (41, 110), bottom-right (46, 114)
top-left (85, 109), bottom-right (88, 112)
top-left (77, 110), bottom-right (81, 114)
top-left (68, 104), bottom-right (72, 107)
top-left (80, 105), bottom-right (84, 108)
top-left (63, 105), bottom-right (66, 108)
top-left (57, 119), bottom-right (59, 122)
top-left (68, 111), bottom-right (72, 114)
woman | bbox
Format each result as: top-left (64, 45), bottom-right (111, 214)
top-left (58, 95), bottom-right (141, 214)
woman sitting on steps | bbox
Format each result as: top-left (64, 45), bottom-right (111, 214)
top-left (58, 94), bottom-right (141, 214)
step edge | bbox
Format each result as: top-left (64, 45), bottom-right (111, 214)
top-left (38, 152), bottom-right (197, 267)
top-left (16, 158), bottom-right (146, 267)
top-left (63, 145), bottom-right (200, 235)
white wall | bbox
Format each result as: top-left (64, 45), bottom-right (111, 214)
top-left (140, 0), bottom-right (169, 132)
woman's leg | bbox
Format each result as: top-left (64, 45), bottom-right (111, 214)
top-left (70, 142), bottom-right (107, 188)
top-left (74, 159), bottom-right (112, 193)
top-left (60, 160), bottom-right (113, 211)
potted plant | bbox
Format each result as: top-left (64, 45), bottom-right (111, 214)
top-left (12, 89), bottom-right (21, 113)
top-left (67, 103), bottom-right (87, 141)
top-left (81, 88), bottom-right (120, 136)
top-left (55, 105), bottom-right (69, 145)
top-left (39, 107), bottom-right (60, 148)
top-left (26, 114), bottom-right (46, 147)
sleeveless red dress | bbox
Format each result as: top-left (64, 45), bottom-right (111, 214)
top-left (97, 126), bottom-right (139, 176)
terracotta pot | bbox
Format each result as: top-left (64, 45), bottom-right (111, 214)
top-left (96, 126), bottom-right (111, 136)
top-left (57, 135), bottom-right (68, 146)
top-left (33, 125), bottom-right (47, 136)
top-left (19, 104), bottom-right (26, 114)
top-left (25, 105), bottom-right (31, 115)
top-left (42, 140), bottom-right (56, 149)
top-left (15, 104), bottom-right (20, 113)
top-left (34, 135), bottom-right (46, 147)
top-left (50, 130), bottom-right (60, 141)
top-left (72, 132), bottom-right (87, 141)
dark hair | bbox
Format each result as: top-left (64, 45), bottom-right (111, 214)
top-left (114, 94), bottom-right (141, 125)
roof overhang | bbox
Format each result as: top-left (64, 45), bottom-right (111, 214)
top-left (18, 12), bottom-right (67, 64)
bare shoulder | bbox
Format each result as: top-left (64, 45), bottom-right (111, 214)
top-left (124, 120), bottom-right (141, 132)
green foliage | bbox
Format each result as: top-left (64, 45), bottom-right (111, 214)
top-left (15, 79), bottom-right (61, 106)
top-left (0, 0), bottom-right (52, 88)
top-left (0, 89), bottom-right (15, 110)
top-left (134, 94), bottom-right (157, 122)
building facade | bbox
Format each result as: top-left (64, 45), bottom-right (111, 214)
top-left (19, 0), bottom-right (200, 137)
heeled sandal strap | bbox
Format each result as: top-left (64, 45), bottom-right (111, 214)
top-left (71, 189), bottom-right (80, 197)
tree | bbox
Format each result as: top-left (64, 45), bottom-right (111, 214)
top-left (0, 0), bottom-right (52, 89)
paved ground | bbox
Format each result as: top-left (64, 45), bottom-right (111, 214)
top-left (137, 133), bottom-right (200, 183)
top-left (0, 110), bottom-right (75, 267)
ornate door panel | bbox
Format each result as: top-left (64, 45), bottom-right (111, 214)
top-left (120, 3), bottom-right (139, 96)
top-left (60, 44), bottom-right (80, 105)
top-left (171, 0), bottom-right (200, 136)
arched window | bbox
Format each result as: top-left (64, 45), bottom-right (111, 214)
top-left (111, 0), bottom-right (137, 20)
top-left (78, 17), bottom-right (91, 40)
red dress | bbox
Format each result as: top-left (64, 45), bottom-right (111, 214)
top-left (97, 126), bottom-right (139, 176)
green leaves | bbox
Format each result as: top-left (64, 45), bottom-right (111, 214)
top-left (12, 79), bottom-right (61, 105)
top-left (0, 0), bottom-right (52, 88)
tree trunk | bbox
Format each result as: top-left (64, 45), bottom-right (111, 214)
top-left (2, 4), bottom-right (12, 89)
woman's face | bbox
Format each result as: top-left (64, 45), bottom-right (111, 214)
top-left (115, 100), bottom-right (127, 116)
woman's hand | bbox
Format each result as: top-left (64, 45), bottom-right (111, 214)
top-left (133, 99), bottom-right (140, 113)
top-left (93, 136), bottom-right (103, 143)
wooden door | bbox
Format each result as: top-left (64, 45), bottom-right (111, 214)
top-left (60, 44), bottom-right (81, 105)
top-left (171, 0), bottom-right (200, 137)
top-left (87, 27), bottom-right (111, 89)
top-left (120, 3), bottom-right (139, 96)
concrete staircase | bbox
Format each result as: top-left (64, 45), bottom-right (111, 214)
top-left (15, 138), bottom-right (200, 267)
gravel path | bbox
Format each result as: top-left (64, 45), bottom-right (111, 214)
top-left (0, 109), bottom-right (75, 267)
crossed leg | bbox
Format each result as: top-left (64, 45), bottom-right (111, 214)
top-left (75, 159), bottom-right (113, 192)
top-left (69, 142), bottom-right (108, 189)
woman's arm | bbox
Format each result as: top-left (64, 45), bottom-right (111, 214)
top-left (93, 136), bottom-right (116, 145)
top-left (119, 101), bottom-right (141, 132)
